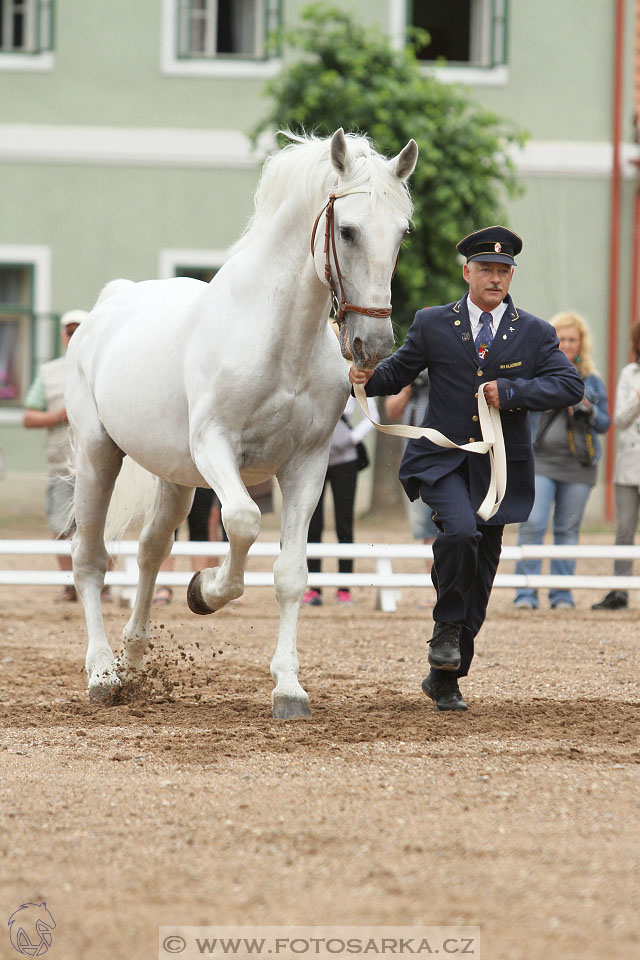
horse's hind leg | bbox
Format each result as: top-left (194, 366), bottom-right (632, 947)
top-left (71, 432), bottom-right (124, 703)
top-left (118, 480), bottom-right (194, 680)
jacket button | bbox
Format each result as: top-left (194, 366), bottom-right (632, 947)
top-left (472, 415), bottom-right (479, 421)
top-left (477, 369), bottom-right (483, 376)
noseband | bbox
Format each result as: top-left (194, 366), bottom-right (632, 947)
top-left (310, 191), bottom-right (396, 324)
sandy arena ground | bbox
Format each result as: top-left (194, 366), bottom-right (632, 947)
top-left (0, 514), bottom-right (638, 960)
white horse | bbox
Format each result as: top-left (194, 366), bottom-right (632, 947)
top-left (65, 129), bottom-right (417, 717)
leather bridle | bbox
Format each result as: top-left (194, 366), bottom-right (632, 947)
top-left (310, 190), bottom-right (397, 324)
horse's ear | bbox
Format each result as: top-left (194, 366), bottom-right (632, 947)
top-left (390, 139), bottom-right (418, 181)
top-left (330, 128), bottom-right (352, 178)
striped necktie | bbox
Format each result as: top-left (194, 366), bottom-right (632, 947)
top-left (475, 311), bottom-right (494, 360)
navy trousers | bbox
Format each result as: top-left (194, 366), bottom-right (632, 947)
top-left (420, 464), bottom-right (504, 678)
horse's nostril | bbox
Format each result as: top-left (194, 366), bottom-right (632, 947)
top-left (353, 337), bottom-right (363, 355)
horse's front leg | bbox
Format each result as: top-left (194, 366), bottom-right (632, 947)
top-left (186, 440), bottom-right (261, 614)
top-left (270, 451), bottom-right (330, 719)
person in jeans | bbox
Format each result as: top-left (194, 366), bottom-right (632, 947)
top-left (303, 395), bottom-right (377, 605)
top-left (592, 322), bottom-right (640, 610)
top-left (513, 311), bottom-right (610, 610)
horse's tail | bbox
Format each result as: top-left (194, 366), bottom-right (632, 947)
top-left (104, 456), bottom-right (159, 542)
top-left (93, 278), bottom-right (135, 308)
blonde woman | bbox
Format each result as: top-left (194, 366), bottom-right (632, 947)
top-left (514, 312), bottom-right (610, 609)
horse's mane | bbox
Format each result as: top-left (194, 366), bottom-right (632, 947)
top-left (230, 131), bottom-right (414, 255)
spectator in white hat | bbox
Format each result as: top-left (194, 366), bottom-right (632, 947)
top-left (23, 309), bottom-right (89, 601)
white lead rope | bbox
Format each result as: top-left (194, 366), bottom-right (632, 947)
top-left (352, 380), bottom-right (507, 521)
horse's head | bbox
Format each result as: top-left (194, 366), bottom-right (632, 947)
top-left (314, 128), bottom-right (418, 369)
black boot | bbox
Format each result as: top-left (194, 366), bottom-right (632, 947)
top-left (428, 621), bottom-right (462, 671)
top-left (591, 590), bottom-right (628, 610)
top-left (421, 670), bottom-right (468, 711)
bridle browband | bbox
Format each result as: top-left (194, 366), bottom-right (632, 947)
top-left (310, 189), bottom-right (397, 324)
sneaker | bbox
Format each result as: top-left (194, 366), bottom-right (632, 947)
top-left (550, 599), bottom-right (574, 610)
top-left (303, 589), bottom-right (323, 606)
top-left (591, 590), bottom-right (628, 610)
top-left (336, 589), bottom-right (353, 604)
top-left (514, 596), bottom-right (537, 610)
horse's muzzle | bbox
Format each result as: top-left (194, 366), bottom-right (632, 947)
top-left (350, 330), bottom-right (394, 370)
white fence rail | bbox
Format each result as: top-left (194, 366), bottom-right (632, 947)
top-left (2, 539), bottom-right (640, 612)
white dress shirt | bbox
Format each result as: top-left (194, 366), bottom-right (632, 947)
top-left (467, 297), bottom-right (508, 341)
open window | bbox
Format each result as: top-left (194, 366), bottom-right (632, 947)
top-left (176, 0), bottom-right (280, 61)
top-left (0, 250), bottom-right (53, 406)
top-left (0, 0), bottom-right (53, 54)
top-left (411, 0), bottom-right (508, 68)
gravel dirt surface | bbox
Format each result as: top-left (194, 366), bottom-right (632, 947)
top-left (0, 515), bottom-right (638, 960)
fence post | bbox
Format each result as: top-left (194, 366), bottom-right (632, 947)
top-left (375, 556), bottom-right (397, 612)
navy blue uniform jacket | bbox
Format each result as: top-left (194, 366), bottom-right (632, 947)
top-left (365, 293), bottom-right (585, 525)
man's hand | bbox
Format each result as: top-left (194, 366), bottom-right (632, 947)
top-left (482, 380), bottom-right (501, 408)
top-left (349, 366), bottom-right (374, 386)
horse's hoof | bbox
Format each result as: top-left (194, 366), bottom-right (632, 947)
top-left (272, 694), bottom-right (312, 719)
top-left (186, 571), bottom-right (214, 616)
top-left (88, 669), bottom-right (121, 704)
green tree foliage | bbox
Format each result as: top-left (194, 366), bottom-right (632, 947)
top-left (253, 4), bottom-right (526, 332)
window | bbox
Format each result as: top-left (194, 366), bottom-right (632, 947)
top-left (0, 265), bottom-right (35, 403)
top-left (177, 0), bottom-right (280, 60)
top-left (411, 0), bottom-right (507, 68)
top-left (159, 248), bottom-right (228, 282)
top-left (175, 265), bottom-right (219, 283)
top-left (0, 249), bottom-right (53, 406)
top-left (0, 0), bottom-right (53, 55)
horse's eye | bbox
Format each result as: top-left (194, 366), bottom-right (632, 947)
top-left (340, 227), bottom-right (355, 243)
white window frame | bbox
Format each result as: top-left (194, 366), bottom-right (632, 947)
top-left (0, 245), bottom-right (51, 420)
top-left (162, 0), bottom-right (281, 79)
top-left (0, 0), bottom-right (54, 72)
top-left (158, 248), bottom-right (230, 281)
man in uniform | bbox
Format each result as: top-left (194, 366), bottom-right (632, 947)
top-left (349, 226), bottom-right (584, 711)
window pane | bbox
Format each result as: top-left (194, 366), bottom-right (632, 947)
top-left (0, 264), bottom-right (30, 306)
top-left (0, 264), bottom-right (33, 404)
top-left (0, 320), bottom-right (20, 399)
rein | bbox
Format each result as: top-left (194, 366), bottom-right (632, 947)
top-left (352, 381), bottom-right (507, 522)
top-left (310, 191), bottom-right (397, 324)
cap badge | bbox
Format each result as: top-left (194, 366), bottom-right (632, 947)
top-left (494, 242), bottom-right (502, 253)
